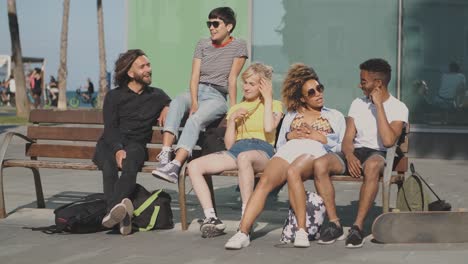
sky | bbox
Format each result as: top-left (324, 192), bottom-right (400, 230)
top-left (0, 0), bottom-right (126, 90)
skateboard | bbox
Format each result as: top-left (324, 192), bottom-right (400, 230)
top-left (372, 211), bottom-right (468, 243)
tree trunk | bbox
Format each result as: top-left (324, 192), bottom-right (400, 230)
top-left (7, 0), bottom-right (30, 118)
top-left (97, 0), bottom-right (107, 108)
top-left (57, 0), bottom-right (70, 110)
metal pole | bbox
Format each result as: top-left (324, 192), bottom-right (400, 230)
top-left (397, 0), bottom-right (403, 99)
top-left (248, 0), bottom-right (253, 62)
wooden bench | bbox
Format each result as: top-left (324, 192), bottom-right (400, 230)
top-left (0, 109), bottom-right (206, 219)
top-left (178, 125), bottom-right (409, 230)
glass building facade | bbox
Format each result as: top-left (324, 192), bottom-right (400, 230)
top-left (128, 0), bottom-right (468, 129)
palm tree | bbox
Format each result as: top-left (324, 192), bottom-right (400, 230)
top-left (97, 0), bottom-right (107, 108)
top-left (7, 0), bottom-right (30, 118)
top-left (57, 0), bottom-right (70, 110)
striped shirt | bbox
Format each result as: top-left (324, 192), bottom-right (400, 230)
top-left (194, 38), bottom-right (248, 94)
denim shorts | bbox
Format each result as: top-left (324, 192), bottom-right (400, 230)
top-left (226, 138), bottom-right (275, 160)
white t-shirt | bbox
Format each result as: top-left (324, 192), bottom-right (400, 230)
top-left (8, 79), bottom-right (15, 93)
top-left (348, 95), bottom-right (408, 151)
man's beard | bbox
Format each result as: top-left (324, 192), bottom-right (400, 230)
top-left (133, 73), bottom-right (152, 86)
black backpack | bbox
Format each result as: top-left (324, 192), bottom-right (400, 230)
top-left (199, 127), bottom-right (227, 156)
top-left (31, 193), bottom-right (108, 234)
top-left (130, 184), bottom-right (174, 231)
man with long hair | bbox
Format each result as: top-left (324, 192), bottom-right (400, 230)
top-left (93, 49), bottom-right (171, 235)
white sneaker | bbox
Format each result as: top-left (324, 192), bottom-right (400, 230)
top-left (119, 198), bottom-right (134, 236)
top-left (102, 203), bottom-right (126, 229)
top-left (294, 228), bottom-right (310, 248)
top-left (225, 231), bottom-right (250, 250)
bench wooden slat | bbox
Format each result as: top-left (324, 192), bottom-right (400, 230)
top-left (26, 144), bottom-right (96, 159)
top-left (29, 109), bottom-right (103, 124)
top-left (218, 157), bottom-right (408, 177)
top-left (214, 170), bottom-right (403, 183)
top-left (28, 127), bottom-right (103, 141)
top-left (26, 144), bottom-right (163, 162)
top-left (27, 126), bottom-right (165, 144)
top-left (3, 159), bottom-right (157, 173)
top-left (394, 156), bottom-right (408, 173)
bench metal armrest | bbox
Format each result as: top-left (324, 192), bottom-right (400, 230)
top-left (0, 132), bottom-right (39, 218)
top-left (0, 132), bottom-right (35, 166)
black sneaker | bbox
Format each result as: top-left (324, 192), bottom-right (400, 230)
top-left (317, 222), bottom-right (345, 244)
top-left (200, 217), bottom-right (226, 238)
top-left (345, 225), bottom-right (364, 248)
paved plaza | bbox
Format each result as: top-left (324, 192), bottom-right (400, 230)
top-left (0, 125), bottom-right (467, 264)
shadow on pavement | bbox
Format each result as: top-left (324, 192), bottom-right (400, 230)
top-left (0, 125), bottom-right (18, 134)
top-left (8, 186), bottom-right (382, 238)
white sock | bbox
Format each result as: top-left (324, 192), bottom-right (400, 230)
top-left (241, 204), bottom-right (247, 216)
top-left (171, 160), bottom-right (181, 167)
top-left (203, 208), bottom-right (217, 219)
top-left (162, 146), bottom-right (172, 152)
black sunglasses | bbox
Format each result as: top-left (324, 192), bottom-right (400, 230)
top-left (306, 84), bottom-right (325, 97)
top-left (206, 21), bottom-right (221, 28)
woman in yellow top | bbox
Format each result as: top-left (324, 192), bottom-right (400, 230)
top-left (187, 63), bottom-right (283, 238)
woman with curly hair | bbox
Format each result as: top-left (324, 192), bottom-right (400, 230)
top-left (225, 63), bottom-right (345, 250)
top-left (187, 63), bottom-right (283, 238)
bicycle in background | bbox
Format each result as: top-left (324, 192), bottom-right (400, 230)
top-left (68, 88), bottom-right (97, 108)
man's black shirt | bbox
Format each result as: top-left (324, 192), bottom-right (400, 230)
top-left (101, 85), bottom-right (171, 154)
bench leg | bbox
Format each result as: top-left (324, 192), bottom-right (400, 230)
top-left (31, 168), bottom-right (45, 208)
top-left (381, 180), bottom-right (390, 213)
top-left (179, 166), bottom-right (188, 231)
top-left (382, 145), bottom-right (397, 213)
top-left (0, 167), bottom-right (6, 218)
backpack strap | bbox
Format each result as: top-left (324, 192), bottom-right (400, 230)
top-left (23, 225), bottom-right (66, 234)
top-left (138, 206), bottom-right (160, 231)
top-left (133, 189), bottom-right (163, 231)
top-left (410, 163), bottom-right (443, 201)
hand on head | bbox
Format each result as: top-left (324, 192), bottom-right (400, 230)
top-left (258, 78), bottom-right (273, 101)
top-left (370, 86), bottom-right (384, 105)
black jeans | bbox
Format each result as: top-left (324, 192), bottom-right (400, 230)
top-left (93, 139), bottom-right (147, 212)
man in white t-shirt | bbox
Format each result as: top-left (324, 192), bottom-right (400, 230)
top-left (312, 58), bottom-right (409, 248)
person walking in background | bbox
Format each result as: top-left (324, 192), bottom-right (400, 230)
top-left (6, 74), bottom-right (16, 105)
top-left (93, 49), bottom-right (171, 235)
top-left (0, 79), bottom-right (8, 104)
top-left (82, 77), bottom-right (95, 101)
top-left (187, 63), bottom-right (283, 238)
top-left (152, 7), bottom-right (248, 184)
top-left (48, 75), bottom-right (59, 106)
top-left (31, 68), bottom-right (43, 109)
top-left (225, 63), bottom-right (346, 249)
